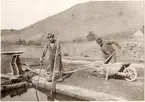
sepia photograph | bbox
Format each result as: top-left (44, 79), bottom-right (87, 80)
top-left (1, 0), bottom-right (144, 101)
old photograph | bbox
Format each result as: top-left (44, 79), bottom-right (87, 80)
top-left (1, 0), bottom-right (144, 101)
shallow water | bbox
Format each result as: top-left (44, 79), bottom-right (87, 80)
top-left (1, 88), bottom-right (48, 101)
top-left (1, 56), bottom-right (81, 101)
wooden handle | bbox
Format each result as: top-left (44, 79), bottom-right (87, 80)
top-left (104, 49), bottom-right (119, 64)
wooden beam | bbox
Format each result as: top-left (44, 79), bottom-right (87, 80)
top-left (1, 82), bottom-right (28, 92)
top-left (1, 51), bottom-right (24, 55)
top-left (0, 74), bottom-right (18, 80)
top-left (31, 76), bottom-right (126, 101)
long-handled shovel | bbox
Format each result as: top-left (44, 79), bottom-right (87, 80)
top-left (49, 37), bottom-right (59, 101)
top-left (35, 61), bottom-right (43, 101)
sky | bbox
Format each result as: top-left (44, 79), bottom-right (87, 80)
top-left (1, 0), bottom-right (100, 29)
top-left (1, 0), bottom-right (143, 30)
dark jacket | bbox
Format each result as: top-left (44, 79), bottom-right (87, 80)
top-left (100, 41), bottom-right (121, 61)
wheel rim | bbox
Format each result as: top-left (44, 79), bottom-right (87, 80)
top-left (123, 67), bottom-right (137, 81)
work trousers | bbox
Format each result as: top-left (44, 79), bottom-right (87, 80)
top-left (47, 54), bottom-right (63, 78)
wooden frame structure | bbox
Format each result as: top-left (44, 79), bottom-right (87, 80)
top-left (1, 51), bottom-right (24, 76)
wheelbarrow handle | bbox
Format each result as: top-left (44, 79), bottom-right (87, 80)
top-left (104, 49), bottom-right (120, 81)
top-left (104, 49), bottom-right (120, 64)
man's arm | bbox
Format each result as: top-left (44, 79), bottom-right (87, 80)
top-left (41, 43), bottom-right (48, 59)
top-left (57, 43), bottom-right (61, 55)
top-left (101, 52), bottom-right (106, 62)
top-left (108, 41), bottom-right (121, 49)
top-left (101, 47), bottom-right (110, 55)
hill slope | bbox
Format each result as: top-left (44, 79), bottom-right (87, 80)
top-left (1, 29), bottom-right (19, 36)
top-left (2, 1), bottom-right (143, 42)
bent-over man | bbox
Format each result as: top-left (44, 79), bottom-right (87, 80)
top-left (96, 37), bottom-right (121, 64)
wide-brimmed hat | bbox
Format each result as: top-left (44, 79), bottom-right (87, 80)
top-left (47, 33), bottom-right (54, 38)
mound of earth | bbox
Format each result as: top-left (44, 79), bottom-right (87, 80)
top-left (62, 68), bottom-right (144, 101)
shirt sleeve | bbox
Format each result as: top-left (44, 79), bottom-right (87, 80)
top-left (101, 52), bottom-right (106, 62)
top-left (107, 41), bottom-right (121, 48)
top-left (101, 47), bottom-right (109, 55)
top-left (41, 43), bottom-right (48, 58)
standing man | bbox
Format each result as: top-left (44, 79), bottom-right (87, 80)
top-left (40, 33), bottom-right (63, 82)
top-left (96, 37), bottom-right (121, 64)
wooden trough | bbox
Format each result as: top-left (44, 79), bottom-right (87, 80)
top-left (31, 75), bottom-right (126, 101)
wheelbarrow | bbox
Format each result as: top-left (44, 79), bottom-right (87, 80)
top-left (103, 49), bottom-right (138, 81)
top-left (101, 63), bottom-right (138, 81)
top-left (90, 49), bottom-right (138, 82)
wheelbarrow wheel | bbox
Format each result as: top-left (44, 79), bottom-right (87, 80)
top-left (123, 67), bottom-right (137, 82)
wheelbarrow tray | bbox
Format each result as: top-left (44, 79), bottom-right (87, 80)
top-left (101, 63), bottom-right (137, 81)
top-left (102, 63), bottom-right (129, 74)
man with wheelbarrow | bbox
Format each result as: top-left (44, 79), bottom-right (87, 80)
top-left (40, 33), bottom-right (63, 82)
top-left (96, 37), bottom-right (121, 64)
top-left (96, 37), bottom-right (122, 80)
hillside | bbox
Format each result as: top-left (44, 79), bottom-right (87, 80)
top-left (1, 29), bottom-right (19, 36)
top-left (1, 1), bottom-right (143, 42)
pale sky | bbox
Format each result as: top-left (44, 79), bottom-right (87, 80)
top-left (1, 0), bottom-right (99, 29)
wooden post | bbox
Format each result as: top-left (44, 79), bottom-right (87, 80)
top-left (50, 36), bottom-right (59, 100)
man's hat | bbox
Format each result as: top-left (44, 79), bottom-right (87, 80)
top-left (47, 33), bottom-right (54, 38)
top-left (96, 37), bottom-right (102, 43)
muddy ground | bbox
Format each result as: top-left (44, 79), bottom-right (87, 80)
top-left (62, 69), bottom-right (144, 101)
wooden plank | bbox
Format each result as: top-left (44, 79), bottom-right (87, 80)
top-left (0, 74), bottom-right (18, 80)
top-left (1, 51), bottom-right (24, 55)
top-left (62, 59), bottom-right (92, 64)
top-left (0, 74), bottom-right (11, 80)
top-left (31, 76), bottom-right (126, 101)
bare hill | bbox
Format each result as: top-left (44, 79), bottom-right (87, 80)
top-left (2, 1), bottom-right (143, 42)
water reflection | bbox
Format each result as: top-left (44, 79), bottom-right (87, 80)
top-left (1, 87), bottom-right (28, 98)
top-left (1, 87), bottom-right (48, 101)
